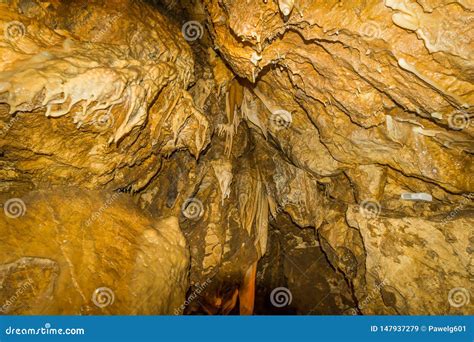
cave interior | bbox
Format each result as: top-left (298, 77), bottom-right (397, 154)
top-left (0, 0), bottom-right (472, 316)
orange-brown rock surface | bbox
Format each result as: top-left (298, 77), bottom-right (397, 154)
top-left (0, 189), bottom-right (189, 314)
top-left (0, 0), bottom-right (210, 192)
top-left (0, 0), bottom-right (473, 315)
top-left (198, 0), bottom-right (473, 315)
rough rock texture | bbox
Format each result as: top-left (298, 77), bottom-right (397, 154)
top-left (0, 189), bottom-right (189, 314)
top-left (345, 207), bottom-right (473, 315)
top-left (0, 0), bottom-right (210, 193)
top-left (255, 215), bottom-right (356, 315)
top-left (196, 0), bottom-right (473, 314)
top-left (0, 0), bottom-right (473, 315)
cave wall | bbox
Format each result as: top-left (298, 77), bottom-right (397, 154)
top-left (0, 0), bottom-right (473, 315)
top-left (0, 189), bottom-right (189, 314)
top-left (199, 0), bottom-right (473, 315)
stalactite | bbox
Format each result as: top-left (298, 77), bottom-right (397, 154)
top-left (217, 79), bottom-right (244, 157)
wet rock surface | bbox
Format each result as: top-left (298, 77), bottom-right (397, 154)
top-left (0, 188), bottom-right (189, 314)
top-left (0, 0), bottom-right (472, 315)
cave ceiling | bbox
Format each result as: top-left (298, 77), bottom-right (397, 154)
top-left (0, 0), bottom-right (472, 315)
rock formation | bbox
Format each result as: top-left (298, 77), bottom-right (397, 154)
top-left (0, 189), bottom-right (189, 314)
top-left (0, 0), bottom-right (472, 315)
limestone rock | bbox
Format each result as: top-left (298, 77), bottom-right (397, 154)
top-left (201, 0), bottom-right (473, 315)
top-left (0, 0), bottom-right (472, 316)
top-left (345, 205), bottom-right (473, 315)
top-left (0, 0), bottom-right (210, 193)
top-left (0, 189), bottom-right (189, 315)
